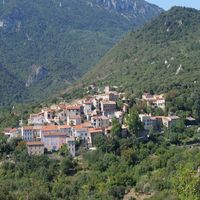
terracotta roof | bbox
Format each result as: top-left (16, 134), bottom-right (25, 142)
top-left (23, 126), bottom-right (34, 130)
top-left (9, 128), bottom-right (18, 133)
top-left (41, 125), bottom-right (59, 131)
top-left (82, 122), bottom-right (93, 128)
top-left (88, 128), bottom-right (103, 134)
top-left (73, 125), bottom-right (87, 130)
top-left (155, 97), bottom-right (165, 101)
top-left (42, 107), bottom-right (54, 112)
top-left (59, 125), bottom-right (71, 129)
top-left (4, 128), bottom-right (12, 132)
top-left (43, 132), bottom-right (67, 137)
top-left (84, 101), bottom-right (93, 105)
top-left (27, 141), bottom-right (44, 146)
top-left (66, 105), bottom-right (82, 110)
top-left (58, 104), bottom-right (67, 110)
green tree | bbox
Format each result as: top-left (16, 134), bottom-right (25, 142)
top-left (60, 157), bottom-right (73, 175)
top-left (172, 164), bottom-right (200, 200)
top-left (94, 134), bottom-right (107, 152)
top-left (111, 118), bottom-right (122, 138)
top-left (126, 109), bottom-right (143, 137)
top-left (59, 144), bottom-right (69, 157)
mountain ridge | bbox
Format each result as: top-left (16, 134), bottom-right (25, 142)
top-left (0, 0), bottom-right (163, 105)
top-left (74, 6), bottom-right (200, 98)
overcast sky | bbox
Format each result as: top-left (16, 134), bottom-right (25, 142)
top-left (147, 0), bottom-right (200, 10)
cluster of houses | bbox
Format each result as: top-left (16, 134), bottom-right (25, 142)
top-left (3, 86), bottom-right (127, 157)
top-left (140, 93), bottom-right (181, 130)
top-left (3, 86), bottom-right (189, 157)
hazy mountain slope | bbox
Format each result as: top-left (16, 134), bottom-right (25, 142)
top-left (0, 0), bottom-right (162, 105)
top-left (80, 7), bottom-right (200, 95)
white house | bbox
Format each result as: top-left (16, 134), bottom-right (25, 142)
top-left (4, 128), bottom-right (20, 139)
top-left (28, 113), bottom-right (47, 125)
top-left (21, 126), bottom-right (37, 141)
top-left (162, 116), bottom-right (180, 128)
top-left (71, 125), bottom-right (88, 141)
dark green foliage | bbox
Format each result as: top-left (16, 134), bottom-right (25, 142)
top-left (111, 117), bottom-right (122, 138)
top-left (60, 157), bottom-right (74, 175)
top-left (0, 0), bottom-right (162, 105)
top-left (78, 7), bottom-right (200, 114)
top-left (0, 103), bottom-right (41, 131)
top-left (59, 144), bottom-right (69, 157)
top-left (126, 108), bottom-right (143, 136)
top-left (1, 124), bottom-right (200, 199)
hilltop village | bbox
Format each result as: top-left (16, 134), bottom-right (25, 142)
top-left (3, 86), bottom-right (192, 157)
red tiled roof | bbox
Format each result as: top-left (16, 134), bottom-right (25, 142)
top-left (23, 126), bottom-right (34, 130)
top-left (88, 128), bottom-right (103, 134)
top-left (4, 128), bottom-right (12, 132)
top-left (43, 132), bottom-right (67, 137)
top-left (41, 125), bottom-right (59, 131)
top-left (84, 101), bottom-right (93, 105)
top-left (59, 125), bottom-right (71, 129)
top-left (42, 108), bottom-right (54, 112)
top-left (27, 141), bottom-right (44, 146)
top-left (9, 128), bottom-right (18, 133)
top-left (58, 104), bottom-right (67, 110)
top-left (73, 125), bottom-right (86, 130)
top-left (66, 105), bottom-right (82, 110)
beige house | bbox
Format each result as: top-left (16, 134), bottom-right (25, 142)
top-left (142, 93), bottom-right (165, 110)
top-left (67, 115), bottom-right (82, 126)
top-left (162, 116), bottom-right (180, 128)
top-left (27, 141), bottom-right (44, 156)
top-left (104, 86), bottom-right (119, 101)
top-left (66, 105), bottom-right (83, 117)
top-left (91, 116), bottom-right (110, 128)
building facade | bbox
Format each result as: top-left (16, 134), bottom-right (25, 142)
top-left (27, 141), bottom-right (44, 155)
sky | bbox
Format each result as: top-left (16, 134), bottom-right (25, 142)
top-left (147, 0), bottom-right (200, 10)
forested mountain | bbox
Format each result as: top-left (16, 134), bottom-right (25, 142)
top-left (80, 7), bottom-right (200, 97)
top-left (0, 0), bottom-right (162, 105)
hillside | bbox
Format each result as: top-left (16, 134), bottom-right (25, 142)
top-left (0, 0), bottom-right (162, 106)
top-left (80, 7), bottom-right (200, 96)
